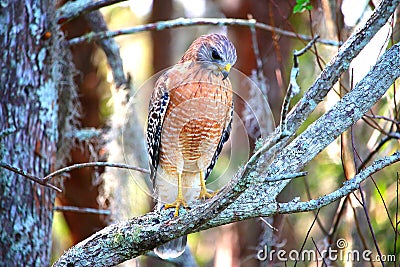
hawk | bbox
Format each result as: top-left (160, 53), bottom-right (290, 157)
top-left (146, 33), bottom-right (237, 259)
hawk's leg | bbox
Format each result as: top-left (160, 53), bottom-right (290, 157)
top-left (164, 172), bottom-right (188, 217)
top-left (198, 172), bottom-right (217, 200)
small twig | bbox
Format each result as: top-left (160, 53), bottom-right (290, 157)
top-left (358, 135), bottom-right (393, 171)
top-left (1, 161), bottom-right (150, 192)
top-left (57, 0), bottom-right (128, 23)
top-left (370, 176), bottom-right (396, 231)
top-left (294, 209), bottom-right (320, 267)
top-left (303, 177), bottom-right (329, 236)
top-left (348, 195), bottom-right (370, 253)
top-left (248, 15), bottom-right (267, 94)
top-left (259, 217), bottom-right (278, 232)
top-left (307, 11), bottom-right (324, 71)
top-left (327, 196), bottom-right (347, 238)
top-left (395, 172), bottom-right (399, 266)
top-left (54, 206), bottom-right (111, 215)
top-left (311, 237), bottom-right (328, 267)
top-left (350, 191), bottom-right (363, 206)
top-left (264, 171), bottom-right (307, 182)
top-left (358, 185), bottom-right (385, 266)
top-left (280, 0), bottom-right (400, 138)
top-left (388, 132), bottom-right (400, 139)
top-left (43, 162), bottom-right (149, 182)
top-left (364, 114), bottom-right (400, 125)
top-left (293, 35), bottom-right (320, 57)
top-left (0, 162), bottom-right (62, 192)
top-left (362, 109), bottom-right (387, 134)
top-left (68, 17), bottom-right (341, 46)
top-left (280, 35), bottom-right (319, 133)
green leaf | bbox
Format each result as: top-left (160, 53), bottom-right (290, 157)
top-left (293, 0), bottom-right (313, 13)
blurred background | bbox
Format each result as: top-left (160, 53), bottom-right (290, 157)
top-left (52, 0), bottom-right (400, 266)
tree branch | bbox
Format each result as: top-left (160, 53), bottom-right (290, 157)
top-left (54, 206), bottom-right (111, 215)
top-left (280, 0), bottom-right (399, 136)
top-left (0, 161), bottom-right (149, 194)
top-left (57, 0), bottom-right (127, 23)
top-left (201, 41), bottom-right (400, 228)
top-left (43, 162), bottom-right (149, 182)
top-left (0, 162), bottom-right (62, 192)
top-left (53, 40), bottom-right (400, 266)
top-left (52, 151), bottom-right (399, 267)
top-left (280, 35), bottom-right (319, 132)
top-left (245, 0), bottom-right (398, 177)
top-left (67, 17), bottom-right (341, 46)
top-left (84, 10), bottom-right (128, 88)
top-left (277, 152), bottom-right (400, 213)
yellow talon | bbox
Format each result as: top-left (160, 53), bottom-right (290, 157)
top-left (164, 197), bottom-right (188, 217)
top-left (197, 172), bottom-right (217, 200)
top-left (198, 188), bottom-right (218, 200)
top-left (164, 172), bottom-right (188, 217)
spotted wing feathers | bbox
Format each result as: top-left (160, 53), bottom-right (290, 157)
top-left (204, 106), bottom-right (233, 179)
top-left (146, 73), bottom-right (170, 185)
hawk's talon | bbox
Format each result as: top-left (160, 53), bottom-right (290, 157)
top-left (198, 188), bottom-right (218, 200)
top-left (164, 197), bottom-right (188, 217)
top-left (197, 171), bottom-right (218, 200)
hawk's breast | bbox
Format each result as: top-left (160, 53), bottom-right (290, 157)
top-left (159, 66), bottom-right (233, 174)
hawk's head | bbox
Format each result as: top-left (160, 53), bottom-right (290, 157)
top-left (180, 33), bottom-right (237, 80)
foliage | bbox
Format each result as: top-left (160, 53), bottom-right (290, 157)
top-left (293, 0), bottom-right (313, 13)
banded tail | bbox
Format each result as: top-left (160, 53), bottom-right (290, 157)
top-left (154, 235), bottom-right (187, 259)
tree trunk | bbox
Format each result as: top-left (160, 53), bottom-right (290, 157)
top-left (0, 1), bottom-right (65, 265)
top-left (151, 0), bottom-right (174, 73)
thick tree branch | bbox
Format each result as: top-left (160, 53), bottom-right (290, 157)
top-left (57, 0), bottom-right (127, 23)
top-left (52, 150), bottom-right (399, 267)
top-left (53, 38), bottom-right (400, 267)
top-left (242, 0), bottom-right (398, 176)
top-left (280, 0), bottom-right (399, 137)
top-left (277, 152), bottom-right (400, 213)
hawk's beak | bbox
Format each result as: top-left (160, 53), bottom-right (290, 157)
top-left (221, 63), bottom-right (231, 80)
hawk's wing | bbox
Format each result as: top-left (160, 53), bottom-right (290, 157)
top-left (204, 104), bottom-right (234, 180)
top-left (146, 72), bottom-right (170, 187)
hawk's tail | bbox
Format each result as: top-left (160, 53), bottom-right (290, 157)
top-left (154, 235), bottom-right (187, 259)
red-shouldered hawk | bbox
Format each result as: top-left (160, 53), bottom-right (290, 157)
top-left (146, 33), bottom-right (237, 259)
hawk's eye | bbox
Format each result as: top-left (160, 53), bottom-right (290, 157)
top-left (211, 49), bottom-right (222, 61)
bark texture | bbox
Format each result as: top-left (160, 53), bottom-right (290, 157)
top-left (0, 1), bottom-right (73, 266)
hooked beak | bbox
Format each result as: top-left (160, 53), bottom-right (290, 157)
top-left (221, 63), bottom-right (231, 80)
